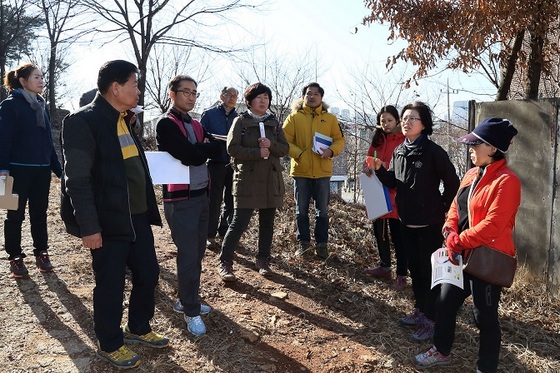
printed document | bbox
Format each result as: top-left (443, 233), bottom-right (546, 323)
top-left (431, 247), bottom-right (464, 289)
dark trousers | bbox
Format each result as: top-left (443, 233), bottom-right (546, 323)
top-left (219, 207), bottom-right (276, 263)
top-left (434, 274), bottom-right (502, 373)
top-left (293, 177), bottom-right (330, 244)
top-left (207, 162), bottom-right (233, 238)
top-left (4, 165), bottom-right (52, 259)
top-left (91, 213), bottom-right (159, 352)
top-left (164, 195), bottom-right (208, 317)
top-left (373, 218), bottom-right (407, 276)
top-left (401, 223), bottom-right (443, 320)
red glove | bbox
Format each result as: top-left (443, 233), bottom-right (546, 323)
top-left (445, 232), bottom-right (461, 265)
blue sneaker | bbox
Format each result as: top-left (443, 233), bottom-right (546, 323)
top-left (173, 299), bottom-right (212, 315)
top-left (185, 315), bottom-right (206, 336)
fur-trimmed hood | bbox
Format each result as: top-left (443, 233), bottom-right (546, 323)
top-left (290, 98), bottom-right (330, 112)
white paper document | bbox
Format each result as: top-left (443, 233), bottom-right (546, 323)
top-left (210, 133), bottom-right (228, 142)
top-left (430, 247), bottom-right (464, 289)
top-left (145, 151), bottom-right (190, 184)
top-left (359, 172), bottom-right (392, 220)
top-left (313, 132), bottom-right (333, 155)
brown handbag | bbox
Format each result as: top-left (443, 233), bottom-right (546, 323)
top-left (463, 245), bottom-right (517, 288)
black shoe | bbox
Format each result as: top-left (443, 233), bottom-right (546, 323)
top-left (294, 241), bottom-right (313, 258)
top-left (10, 257), bottom-right (28, 278)
top-left (315, 243), bottom-right (329, 259)
top-left (218, 261), bottom-right (236, 282)
top-left (36, 251), bottom-right (54, 272)
top-left (255, 258), bottom-right (272, 276)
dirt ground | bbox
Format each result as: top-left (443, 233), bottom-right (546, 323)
top-left (0, 177), bottom-right (559, 373)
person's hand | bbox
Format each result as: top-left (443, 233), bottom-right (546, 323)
top-left (371, 157), bottom-right (383, 170)
top-left (260, 147), bottom-right (270, 158)
top-left (445, 232), bottom-right (462, 265)
top-left (82, 233), bottom-right (102, 250)
top-left (447, 247), bottom-right (460, 265)
top-left (445, 232), bottom-right (460, 251)
top-left (320, 148), bottom-right (333, 159)
top-left (362, 163), bottom-right (373, 176)
top-left (259, 137), bottom-right (270, 148)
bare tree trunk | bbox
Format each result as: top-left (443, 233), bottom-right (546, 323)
top-left (525, 31), bottom-right (545, 99)
top-left (496, 30), bottom-right (525, 101)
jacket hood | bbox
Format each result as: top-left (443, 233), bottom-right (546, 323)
top-left (290, 98), bottom-right (330, 112)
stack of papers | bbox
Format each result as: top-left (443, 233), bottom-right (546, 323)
top-left (313, 132), bottom-right (333, 155)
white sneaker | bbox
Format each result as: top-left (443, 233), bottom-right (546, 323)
top-left (185, 315), bottom-right (206, 336)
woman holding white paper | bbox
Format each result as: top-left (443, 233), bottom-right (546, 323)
top-left (413, 118), bottom-right (520, 372)
top-left (362, 105), bottom-right (406, 290)
top-left (372, 101), bottom-right (459, 343)
top-left (217, 83), bottom-right (289, 281)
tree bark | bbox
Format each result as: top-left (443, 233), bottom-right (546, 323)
top-left (525, 30), bottom-right (545, 99)
top-left (496, 30), bottom-right (525, 101)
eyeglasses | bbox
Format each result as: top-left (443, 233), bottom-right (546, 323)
top-left (223, 93), bottom-right (238, 99)
top-left (175, 89), bottom-right (199, 98)
top-left (402, 116), bottom-right (421, 123)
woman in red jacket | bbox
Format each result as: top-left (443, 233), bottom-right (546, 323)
top-left (362, 105), bottom-right (407, 290)
top-left (413, 117), bottom-right (520, 373)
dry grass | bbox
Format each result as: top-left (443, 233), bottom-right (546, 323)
top-left (0, 176), bottom-right (558, 372)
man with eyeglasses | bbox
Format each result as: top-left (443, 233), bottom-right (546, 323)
top-left (156, 75), bottom-right (220, 336)
top-left (282, 82), bottom-right (345, 260)
top-left (200, 87), bottom-right (239, 247)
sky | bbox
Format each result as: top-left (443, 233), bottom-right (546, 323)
top-left (67, 0), bottom-right (497, 120)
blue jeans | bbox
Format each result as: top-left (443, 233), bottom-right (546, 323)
top-left (164, 194), bottom-right (208, 317)
top-left (293, 177), bottom-right (330, 244)
top-left (434, 274), bottom-right (502, 373)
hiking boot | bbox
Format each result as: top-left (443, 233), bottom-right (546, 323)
top-left (255, 258), bottom-right (272, 276)
top-left (123, 325), bottom-right (169, 348)
top-left (96, 343), bottom-right (141, 370)
top-left (10, 257), bottom-right (28, 278)
top-left (412, 346), bottom-right (450, 368)
top-left (315, 243), bottom-right (329, 259)
top-left (218, 261), bottom-right (236, 282)
top-left (364, 266), bottom-right (392, 279)
top-left (394, 275), bottom-right (407, 290)
top-left (35, 251), bottom-right (54, 272)
top-left (173, 299), bottom-right (212, 315)
top-left (411, 319), bottom-right (435, 342)
top-left (294, 241), bottom-right (312, 258)
top-left (185, 315), bottom-right (206, 336)
top-left (399, 308), bottom-right (424, 327)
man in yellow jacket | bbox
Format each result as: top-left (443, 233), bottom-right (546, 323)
top-left (282, 82), bottom-right (345, 259)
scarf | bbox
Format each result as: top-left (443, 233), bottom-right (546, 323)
top-left (404, 134), bottom-right (425, 155)
top-left (247, 109), bottom-right (269, 121)
top-left (16, 88), bottom-right (46, 128)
